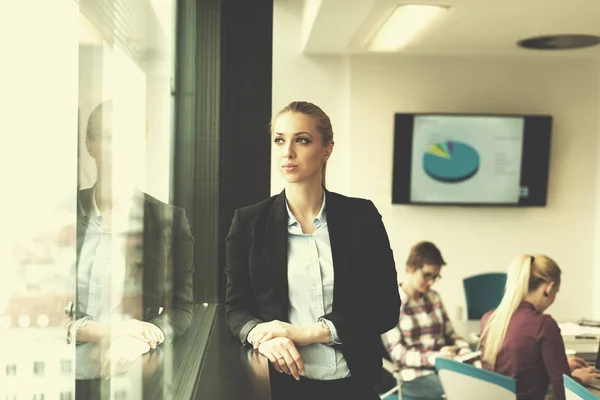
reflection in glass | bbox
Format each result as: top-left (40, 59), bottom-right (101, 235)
top-left (74, 1), bottom-right (192, 399)
top-left (61, 359), bottom-right (73, 375)
top-left (5, 364), bottom-right (16, 377)
top-left (33, 361), bottom-right (45, 376)
top-left (2, 0), bottom-right (187, 399)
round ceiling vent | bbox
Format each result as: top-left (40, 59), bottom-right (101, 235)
top-left (518, 34), bottom-right (600, 50)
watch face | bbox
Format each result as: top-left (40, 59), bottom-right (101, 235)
top-left (320, 320), bottom-right (333, 343)
top-left (74, 318), bottom-right (90, 342)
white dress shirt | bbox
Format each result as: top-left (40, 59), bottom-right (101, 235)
top-left (75, 186), bottom-right (143, 378)
top-left (286, 193), bottom-right (350, 380)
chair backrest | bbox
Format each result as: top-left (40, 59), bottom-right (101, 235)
top-left (463, 273), bottom-right (507, 320)
top-left (435, 357), bottom-right (516, 400)
top-left (563, 374), bottom-right (599, 400)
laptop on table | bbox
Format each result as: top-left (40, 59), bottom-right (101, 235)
top-left (579, 339), bottom-right (600, 390)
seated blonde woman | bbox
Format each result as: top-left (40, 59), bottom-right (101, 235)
top-left (479, 255), bottom-right (600, 400)
top-left (382, 242), bottom-right (471, 400)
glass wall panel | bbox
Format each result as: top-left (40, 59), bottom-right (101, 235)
top-left (0, 1), bottom-right (188, 399)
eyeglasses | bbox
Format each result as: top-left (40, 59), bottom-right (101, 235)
top-left (420, 269), bottom-right (442, 282)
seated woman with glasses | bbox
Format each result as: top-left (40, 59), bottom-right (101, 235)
top-left (382, 241), bottom-right (471, 400)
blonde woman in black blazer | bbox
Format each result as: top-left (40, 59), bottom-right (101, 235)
top-left (225, 101), bottom-right (400, 400)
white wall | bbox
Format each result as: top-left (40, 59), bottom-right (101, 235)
top-left (273, 2), bottom-right (600, 321)
top-left (594, 62), bottom-right (600, 320)
top-left (348, 56), bottom-right (599, 321)
top-left (272, 0), bottom-right (351, 195)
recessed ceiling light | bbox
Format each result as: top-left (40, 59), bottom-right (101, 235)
top-left (368, 4), bottom-right (449, 52)
top-left (518, 34), bottom-right (600, 50)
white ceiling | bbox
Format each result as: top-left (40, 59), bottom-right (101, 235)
top-left (299, 0), bottom-right (600, 58)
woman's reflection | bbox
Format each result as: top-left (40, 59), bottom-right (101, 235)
top-left (73, 101), bottom-right (195, 398)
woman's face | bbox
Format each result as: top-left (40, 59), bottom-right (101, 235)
top-left (407, 264), bottom-right (442, 294)
top-left (272, 112), bottom-right (332, 185)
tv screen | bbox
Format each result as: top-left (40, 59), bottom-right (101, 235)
top-left (392, 113), bottom-right (552, 206)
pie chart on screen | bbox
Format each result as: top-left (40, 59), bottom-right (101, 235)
top-left (423, 140), bottom-right (480, 183)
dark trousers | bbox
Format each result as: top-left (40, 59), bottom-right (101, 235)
top-left (269, 366), bottom-right (380, 400)
top-left (76, 378), bottom-right (107, 400)
top-left (401, 374), bottom-right (445, 400)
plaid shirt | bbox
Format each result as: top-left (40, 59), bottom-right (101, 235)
top-left (382, 286), bottom-right (470, 381)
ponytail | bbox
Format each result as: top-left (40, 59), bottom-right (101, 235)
top-left (479, 255), bottom-right (533, 369)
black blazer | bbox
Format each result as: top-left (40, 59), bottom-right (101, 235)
top-left (76, 187), bottom-right (195, 344)
top-left (225, 190), bottom-right (400, 385)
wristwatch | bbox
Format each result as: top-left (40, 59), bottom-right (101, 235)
top-left (73, 317), bottom-right (91, 343)
top-left (319, 319), bottom-right (333, 344)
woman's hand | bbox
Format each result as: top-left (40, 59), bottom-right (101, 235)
top-left (100, 336), bottom-right (151, 378)
top-left (250, 320), bottom-right (313, 349)
top-left (113, 320), bottom-right (164, 349)
top-left (437, 346), bottom-right (458, 359)
top-left (568, 356), bottom-right (589, 371)
top-left (79, 319), bottom-right (164, 349)
top-left (572, 366), bottom-right (600, 384)
top-left (458, 347), bottom-right (472, 356)
top-left (257, 337), bottom-right (306, 380)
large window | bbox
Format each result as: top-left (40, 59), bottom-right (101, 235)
top-left (1, 0), bottom-right (273, 398)
top-left (1, 0), bottom-right (183, 398)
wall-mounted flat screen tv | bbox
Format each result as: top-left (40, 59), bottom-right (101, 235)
top-left (392, 113), bottom-right (552, 206)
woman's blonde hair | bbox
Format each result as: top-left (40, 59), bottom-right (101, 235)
top-left (479, 254), bottom-right (561, 369)
top-left (270, 101), bottom-right (334, 187)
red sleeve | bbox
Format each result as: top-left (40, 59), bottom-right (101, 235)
top-left (480, 313), bottom-right (488, 333)
top-left (539, 316), bottom-right (572, 400)
top-left (480, 310), bottom-right (493, 337)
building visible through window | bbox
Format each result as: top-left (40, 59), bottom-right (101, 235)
top-left (33, 361), bottom-right (45, 376)
top-left (60, 359), bottom-right (72, 375)
top-left (59, 392), bottom-right (73, 400)
top-left (5, 364), bottom-right (16, 376)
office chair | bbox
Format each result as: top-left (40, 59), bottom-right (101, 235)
top-left (380, 356), bottom-right (401, 399)
top-left (563, 375), bottom-right (600, 400)
top-left (435, 357), bottom-right (516, 400)
top-left (378, 337), bottom-right (401, 399)
top-left (463, 273), bottom-right (507, 320)
top-left (378, 339), bottom-right (423, 400)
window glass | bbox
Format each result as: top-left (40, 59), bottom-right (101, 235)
top-left (0, 1), bottom-right (185, 399)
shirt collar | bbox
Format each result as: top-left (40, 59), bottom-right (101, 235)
top-left (285, 191), bottom-right (327, 227)
top-left (398, 285), bottom-right (410, 305)
top-left (89, 186), bottom-right (102, 218)
top-left (78, 185), bottom-right (101, 219)
top-left (79, 184), bottom-right (137, 219)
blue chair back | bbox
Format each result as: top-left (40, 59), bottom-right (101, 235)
top-left (563, 374), bottom-right (599, 400)
top-left (463, 273), bottom-right (507, 320)
top-left (435, 357), bottom-right (516, 400)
